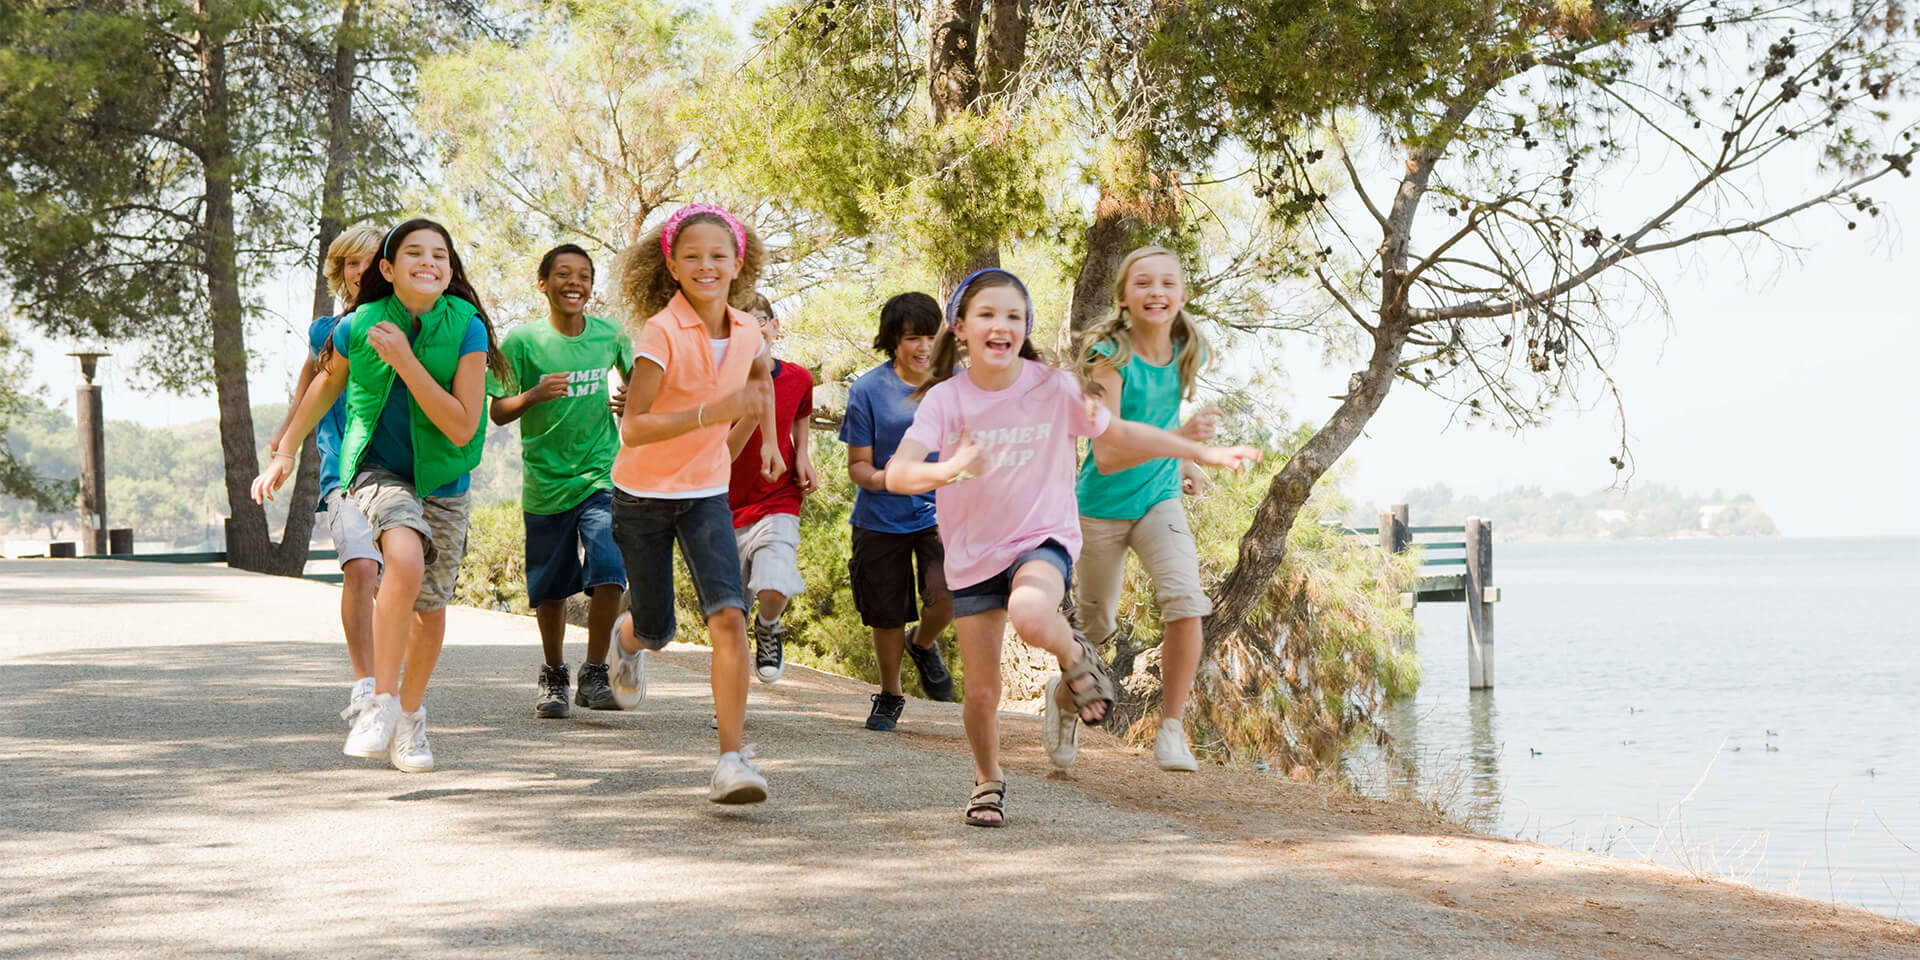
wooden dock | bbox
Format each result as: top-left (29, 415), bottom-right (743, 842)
top-left (1344, 504), bottom-right (1499, 690)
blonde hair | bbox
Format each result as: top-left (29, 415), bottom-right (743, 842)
top-left (323, 224), bottom-right (384, 303)
top-left (614, 211), bottom-right (767, 320)
top-left (1075, 246), bottom-right (1211, 400)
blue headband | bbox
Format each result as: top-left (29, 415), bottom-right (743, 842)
top-left (944, 268), bottom-right (1034, 335)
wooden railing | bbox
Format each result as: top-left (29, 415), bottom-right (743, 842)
top-left (1340, 504), bottom-right (1498, 690)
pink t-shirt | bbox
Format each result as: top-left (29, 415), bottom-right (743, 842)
top-left (902, 359), bottom-right (1111, 590)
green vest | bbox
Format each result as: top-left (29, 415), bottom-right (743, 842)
top-left (337, 294), bottom-right (486, 496)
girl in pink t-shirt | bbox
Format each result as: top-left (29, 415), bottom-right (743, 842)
top-left (886, 268), bottom-right (1259, 827)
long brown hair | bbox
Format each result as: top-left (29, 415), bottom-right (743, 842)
top-left (1075, 246), bottom-right (1210, 400)
top-left (614, 209), bottom-right (767, 320)
top-left (910, 272), bottom-right (1043, 401)
top-left (323, 218), bottom-right (509, 385)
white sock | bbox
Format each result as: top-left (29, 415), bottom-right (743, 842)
top-left (351, 676), bottom-right (375, 698)
top-left (756, 612), bottom-right (779, 627)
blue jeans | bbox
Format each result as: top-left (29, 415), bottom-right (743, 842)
top-left (610, 490), bottom-right (746, 649)
top-left (524, 489), bottom-right (625, 608)
top-left (950, 539), bottom-right (1073, 618)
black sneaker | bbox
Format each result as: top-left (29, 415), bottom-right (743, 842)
top-left (864, 692), bottom-right (906, 732)
top-left (575, 661), bottom-right (618, 711)
top-left (752, 618), bottom-right (787, 683)
top-left (536, 663), bottom-right (571, 719)
top-left (904, 626), bottom-right (954, 701)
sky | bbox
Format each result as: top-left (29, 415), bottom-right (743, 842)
top-left (16, 8), bottom-right (1920, 539)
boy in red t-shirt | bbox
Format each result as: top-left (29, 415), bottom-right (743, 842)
top-left (727, 293), bottom-right (817, 682)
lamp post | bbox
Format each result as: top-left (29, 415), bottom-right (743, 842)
top-left (68, 349), bottom-right (109, 555)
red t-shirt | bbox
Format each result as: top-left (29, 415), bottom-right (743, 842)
top-left (729, 358), bottom-right (815, 528)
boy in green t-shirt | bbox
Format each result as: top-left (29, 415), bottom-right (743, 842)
top-left (488, 244), bottom-right (634, 718)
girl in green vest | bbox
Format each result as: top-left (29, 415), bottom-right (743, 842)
top-left (1070, 246), bottom-right (1223, 773)
top-left (255, 218), bottom-right (507, 773)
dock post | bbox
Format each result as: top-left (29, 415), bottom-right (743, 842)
top-left (1465, 517), bottom-right (1494, 689)
top-left (1381, 505), bottom-right (1414, 618)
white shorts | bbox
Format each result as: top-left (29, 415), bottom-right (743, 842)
top-left (735, 513), bottom-right (806, 600)
top-left (324, 487), bottom-right (383, 570)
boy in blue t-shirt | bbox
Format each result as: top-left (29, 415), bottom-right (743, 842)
top-left (261, 224), bottom-right (387, 725)
top-left (838, 292), bottom-right (954, 732)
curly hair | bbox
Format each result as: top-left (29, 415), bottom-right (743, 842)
top-left (614, 210), bottom-right (766, 320)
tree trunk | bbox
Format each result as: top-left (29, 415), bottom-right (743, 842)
top-left (1196, 139), bottom-right (1445, 666)
top-left (979, 0), bottom-right (1029, 100)
top-left (270, 0), bottom-right (364, 573)
top-left (1069, 189), bottom-right (1139, 333)
top-left (927, 0), bottom-right (984, 125)
top-left (197, 19), bottom-right (278, 575)
top-left (928, 0), bottom-right (1022, 293)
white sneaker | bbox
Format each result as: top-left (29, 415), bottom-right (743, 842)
top-left (344, 693), bottom-right (398, 758)
top-left (1155, 718), bottom-right (1198, 772)
top-left (709, 748), bottom-right (767, 805)
top-left (609, 613), bottom-right (645, 710)
top-left (1042, 675), bottom-right (1079, 768)
top-left (390, 707), bottom-right (435, 773)
top-left (340, 677), bottom-right (376, 726)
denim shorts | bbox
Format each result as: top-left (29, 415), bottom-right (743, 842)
top-left (950, 538), bottom-right (1073, 618)
top-left (611, 489), bottom-right (746, 649)
top-left (525, 488), bottom-right (626, 608)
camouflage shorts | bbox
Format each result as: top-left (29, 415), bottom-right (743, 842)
top-left (349, 465), bottom-right (472, 612)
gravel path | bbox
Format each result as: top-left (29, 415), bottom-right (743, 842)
top-left (2, 559), bottom-right (1914, 959)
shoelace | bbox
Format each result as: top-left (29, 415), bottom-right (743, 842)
top-left (754, 630), bottom-right (781, 662)
top-left (396, 715), bottom-right (428, 754)
top-left (737, 743), bottom-right (760, 772)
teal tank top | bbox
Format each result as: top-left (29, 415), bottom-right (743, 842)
top-left (1076, 341), bottom-right (1184, 520)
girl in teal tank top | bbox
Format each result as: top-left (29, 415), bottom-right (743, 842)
top-left (1073, 246), bottom-right (1221, 773)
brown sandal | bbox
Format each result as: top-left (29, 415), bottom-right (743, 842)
top-left (965, 780), bottom-right (1006, 828)
top-left (1060, 633), bottom-right (1118, 726)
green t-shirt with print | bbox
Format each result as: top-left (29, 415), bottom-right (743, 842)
top-left (489, 315), bottom-right (634, 515)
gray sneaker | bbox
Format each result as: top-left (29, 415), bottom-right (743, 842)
top-left (535, 663), bottom-right (571, 719)
top-left (575, 661), bottom-right (618, 711)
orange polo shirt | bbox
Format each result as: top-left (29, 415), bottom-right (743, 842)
top-left (612, 292), bottom-right (764, 498)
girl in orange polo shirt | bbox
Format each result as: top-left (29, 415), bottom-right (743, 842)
top-left (607, 204), bottom-right (784, 805)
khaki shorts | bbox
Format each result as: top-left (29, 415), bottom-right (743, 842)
top-left (736, 512), bottom-right (806, 599)
top-left (323, 487), bottom-right (383, 570)
top-left (1075, 497), bottom-right (1211, 644)
top-left (349, 465), bottom-right (472, 612)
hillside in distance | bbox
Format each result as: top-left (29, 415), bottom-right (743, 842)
top-left (1353, 483), bottom-right (1781, 542)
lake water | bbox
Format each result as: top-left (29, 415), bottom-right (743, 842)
top-left (1346, 536), bottom-right (1920, 922)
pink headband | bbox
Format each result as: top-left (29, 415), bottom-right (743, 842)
top-left (659, 204), bottom-right (747, 259)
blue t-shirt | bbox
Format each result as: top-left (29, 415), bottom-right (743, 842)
top-left (334, 312), bottom-right (490, 497)
top-left (307, 315), bottom-right (350, 498)
top-left (839, 361), bottom-right (937, 534)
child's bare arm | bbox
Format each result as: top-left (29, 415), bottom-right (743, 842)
top-left (725, 409), bottom-right (759, 461)
top-left (255, 354), bottom-right (349, 502)
top-left (847, 445), bottom-right (885, 491)
top-left (749, 354), bottom-right (783, 481)
top-left (883, 437), bottom-right (983, 495)
top-left (792, 414), bottom-right (816, 493)
top-left (620, 359), bottom-right (753, 447)
top-left (1094, 418), bottom-right (1261, 475)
